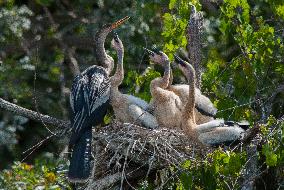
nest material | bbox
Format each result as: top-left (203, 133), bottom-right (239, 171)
top-left (87, 122), bottom-right (212, 189)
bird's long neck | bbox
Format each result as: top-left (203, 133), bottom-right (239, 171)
top-left (168, 68), bottom-right (173, 88)
top-left (95, 27), bottom-right (113, 74)
top-left (183, 64), bottom-right (196, 123)
top-left (160, 59), bottom-right (171, 88)
top-left (150, 60), bottom-right (171, 98)
top-left (110, 49), bottom-right (124, 88)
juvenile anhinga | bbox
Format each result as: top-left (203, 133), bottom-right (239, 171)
top-left (68, 16), bottom-right (129, 183)
top-left (145, 48), bottom-right (183, 129)
top-left (145, 47), bottom-right (217, 125)
top-left (174, 55), bottom-right (199, 139)
top-left (110, 34), bottom-right (158, 129)
top-left (167, 70), bottom-right (217, 124)
top-left (174, 55), bottom-right (245, 146)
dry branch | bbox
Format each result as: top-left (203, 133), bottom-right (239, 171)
top-left (186, 6), bottom-right (204, 89)
top-left (43, 6), bottom-right (80, 76)
top-left (0, 97), bottom-right (69, 129)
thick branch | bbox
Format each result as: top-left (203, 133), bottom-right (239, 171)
top-left (0, 98), bottom-right (70, 128)
top-left (87, 172), bottom-right (122, 190)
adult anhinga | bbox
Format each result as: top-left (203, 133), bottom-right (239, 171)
top-left (68, 16), bottom-right (129, 183)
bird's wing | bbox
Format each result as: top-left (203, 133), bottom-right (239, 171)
top-left (195, 88), bottom-right (218, 117)
top-left (125, 94), bottom-right (149, 110)
top-left (89, 72), bottom-right (110, 114)
top-left (69, 66), bottom-right (110, 144)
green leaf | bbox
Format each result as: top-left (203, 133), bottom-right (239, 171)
top-left (169, 0), bottom-right (177, 10)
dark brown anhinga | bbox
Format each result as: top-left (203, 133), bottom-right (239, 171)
top-left (68, 16), bottom-right (129, 183)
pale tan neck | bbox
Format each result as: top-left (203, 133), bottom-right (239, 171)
top-left (110, 49), bottom-right (124, 87)
top-left (183, 64), bottom-right (196, 123)
top-left (151, 59), bottom-right (171, 91)
top-left (168, 69), bottom-right (173, 88)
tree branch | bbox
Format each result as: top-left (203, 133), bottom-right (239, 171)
top-left (186, 6), bottom-right (204, 89)
top-left (0, 97), bottom-right (70, 129)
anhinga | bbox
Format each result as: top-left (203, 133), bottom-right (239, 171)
top-left (145, 47), bottom-right (217, 125)
top-left (145, 48), bottom-right (183, 129)
top-left (68, 16), bottom-right (129, 183)
top-left (174, 55), bottom-right (245, 146)
top-left (167, 70), bottom-right (217, 124)
top-left (110, 33), bottom-right (158, 129)
top-left (174, 55), bottom-right (199, 139)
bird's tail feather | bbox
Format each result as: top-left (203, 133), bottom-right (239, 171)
top-left (196, 119), bottom-right (224, 133)
top-left (198, 126), bottom-right (245, 146)
top-left (68, 129), bottom-right (92, 183)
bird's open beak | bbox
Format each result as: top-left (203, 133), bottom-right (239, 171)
top-left (111, 16), bottom-right (130, 30)
top-left (143, 47), bottom-right (155, 56)
top-left (174, 54), bottom-right (186, 67)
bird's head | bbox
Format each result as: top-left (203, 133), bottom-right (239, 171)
top-left (144, 47), bottom-right (169, 66)
top-left (111, 32), bottom-right (124, 53)
top-left (174, 54), bottom-right (194, 76)
top-left (95, 16), bottom-right (129, 74)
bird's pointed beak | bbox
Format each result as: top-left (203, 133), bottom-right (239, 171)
top-left (143, 47), bottom-right (155, 56)
top-left (113, 32), bottom-right (119, 42)
top-left (111, 16), bottom-right (130, 30)
top-left (174, 54), bottom-right (186, 67)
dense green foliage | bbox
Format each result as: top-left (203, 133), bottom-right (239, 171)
top-left (0, 155), bottom-right (70, 189)
top-left (0, 0), bottom-right (283, 189)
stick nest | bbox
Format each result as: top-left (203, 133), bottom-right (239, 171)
top-left (87, 122), bottom-right (213, 189)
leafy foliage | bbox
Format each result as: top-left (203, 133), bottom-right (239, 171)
top-left (0, 154), bottom-right (70, 189)
top-left (124, 67), bottom-right (161, 102)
